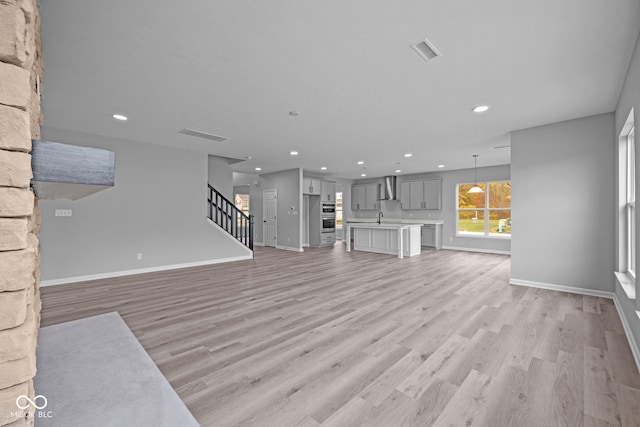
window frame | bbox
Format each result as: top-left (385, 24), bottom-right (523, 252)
top-left (626, 126), bottom-right (636, 279)
top-left (616, 108), bottom-right (637, 303)
top-left (456, 180), bottom-right (511, 238)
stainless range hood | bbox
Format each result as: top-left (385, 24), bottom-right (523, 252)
top-left (381, 176), bottom-right (397, 200)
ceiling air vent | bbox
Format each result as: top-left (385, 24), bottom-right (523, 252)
top-left (179, 128), bottom-right (227, 142)
top-left (411, 38), bottom-right (441, 61)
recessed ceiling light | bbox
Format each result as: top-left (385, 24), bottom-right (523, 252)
top-left (290, 151), bottom-right (298, 156)
top-left (361, 173), bottom-right (367, 177)
top-left (404, 153), bottom-right (412, 158)
top-left (395, 169), bottom-right (402, 173)
top-left (321, 167), bottom-right (327, 170)
top-left (473, 105), bottom-right (489, 113)
top-left (438, 164), bottom-right (445, 168)
top-left (112, 114), bottom-right (128, 121)
top-left (255, 167), bottom-right (262, 171)
top-left (357, 161), bottom-right (364, 165)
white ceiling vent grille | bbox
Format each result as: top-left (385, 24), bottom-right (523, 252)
top-left (179, 128), bottom-right (227, 142)
top-left (411, 38), bottom-right (441, 61)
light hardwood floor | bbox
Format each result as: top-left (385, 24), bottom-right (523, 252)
top-left (40, 245), bottom-right (640, 426)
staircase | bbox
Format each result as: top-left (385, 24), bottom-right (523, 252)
top-left (207, 184), bottom-right (254, 252)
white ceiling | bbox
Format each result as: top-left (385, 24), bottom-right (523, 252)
top-left (38, 0), bottom-right (640, 179)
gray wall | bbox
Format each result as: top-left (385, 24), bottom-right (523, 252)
top-left (233, 172), bottom-right (259, 187)
top-left (39, 128), bottom-right (250, 282)
top-left (351, 165), bottom-right (511, 253)
top-left (250, 168), bottom-right (303, 251)
top-left (615, 32), bottom-right (640, 345)
top-left (511, 113), bottom-right (615, 292)
top-left (208, 155), bottom-right (233, 200)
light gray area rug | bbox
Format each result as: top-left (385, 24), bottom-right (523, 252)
top-left (34, 312), bottom-right (200, 427)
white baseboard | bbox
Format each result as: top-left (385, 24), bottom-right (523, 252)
top-left (442, 245), bottom-right (510, 255)
top-left (509, 278), bottom-right (615, 299)
top-left (255, 242), bottom-right (302, 252)
top-left (41, 255), bottom-right (253, 287)
top-left (612, 293), bottom-right (640, 374)
top-left (511, 277), bottom-right (640, 373)
top-left (276, 245), bottom-right (304, 253)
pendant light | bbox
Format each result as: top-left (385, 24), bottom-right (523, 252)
top-left (468, 154), bottom-right (484, 193)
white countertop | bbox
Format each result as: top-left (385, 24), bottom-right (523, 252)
top-left (346, 222), bottom-right (422, 229)
top-left (346, 218), bottom-right (444, 225)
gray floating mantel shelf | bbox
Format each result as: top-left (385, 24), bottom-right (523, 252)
top-left (31, 140), bottom-right (115, 200)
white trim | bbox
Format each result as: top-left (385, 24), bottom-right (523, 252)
top-left (206, 218), bottom-right (253, 257)
top-left (254, 241), bottom-right (265, 247)
top-left (454, 233), bottom-right (511, 240)
top-left (510, 277), bottom-right (640, 372)
top-left (612, 293), bottom-right (640, 374)
top-left (41, 255), bottom-right (253, 287)
top-left (442, 245), bottom-right (510, 255)
top-left (456, 180), bottom-right (511, 237)
top-left (509, 278), bottom-right (614, 299)
top-left (276, 244), bottom-right (304, 253)
top-left (614, 271), bottom-right (637, 300)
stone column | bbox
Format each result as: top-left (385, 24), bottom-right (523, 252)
top-left (0, 0), bottom-right (43, 426)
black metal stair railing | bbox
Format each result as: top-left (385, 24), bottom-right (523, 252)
top-left (207, 184), bottom-right (254, 252)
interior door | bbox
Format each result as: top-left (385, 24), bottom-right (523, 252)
top-left (263, 189), bottom-right (277, 247)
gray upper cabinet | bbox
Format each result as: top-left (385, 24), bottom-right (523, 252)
top-left (409, 181), bottom-right (424, 209)
top-left (321, 181), bottom-right (336, 203)
top-left (423, 179), bottom-right (441, 209)
top-left (303, 178), bottom-right (321, 195)
top-left (400, 182), bottom-right (411, 209)
top-left (351, 183), bottom-right (380, 210)
top-left (400, 178), bottom-right (441, 210)
top-left (351, 184), bottom-right (365, 210)
top-left (364, 184), bottom-right (378, 210)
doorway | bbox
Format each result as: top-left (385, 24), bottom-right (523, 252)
top-left (263, 189), bottom-right (277, 247)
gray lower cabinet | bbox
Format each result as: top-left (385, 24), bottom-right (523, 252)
top-left (320, 233), bottom-right (336, 245)
top-left (421, 224), bottom-right (442, 249)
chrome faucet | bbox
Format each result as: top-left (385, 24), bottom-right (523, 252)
top-left (377, 211), bottom-right (384, 224)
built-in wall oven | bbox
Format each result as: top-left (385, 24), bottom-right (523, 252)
top-left (322, 217), bottom-right (335, 232)
top-left (321, 203), bottom-right (336, 233)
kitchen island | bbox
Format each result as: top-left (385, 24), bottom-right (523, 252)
top-left (346, 222), bottom-right (422, 258)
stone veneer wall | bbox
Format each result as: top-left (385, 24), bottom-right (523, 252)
top-left (0, 0), bottom-right (43, 426)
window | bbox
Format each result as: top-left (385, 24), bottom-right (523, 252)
top-left (616, 109), bottom-right (637, 301)
top-left (457, 181), bottom-right (511, 237)
top-left (626, 126), bottom-right (636, 278)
